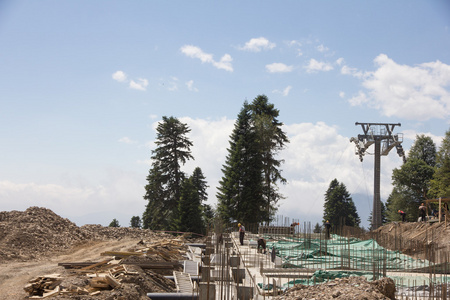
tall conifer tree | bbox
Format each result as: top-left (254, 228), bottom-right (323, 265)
top-left (143, 116), bottom-right (193, 230)
top-left (323, 179), bottom-right (360, 227)
top-left (217, 95), bottom-right (288, 224)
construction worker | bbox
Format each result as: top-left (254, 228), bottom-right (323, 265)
top-left (290, 222), bottom-right (299, 236)
top-left (257, 237), bottom-right (266, 254)
top-left (418, 203), bottom-right (426, 222)
top-left (238, 223), bottom-right (245, 246)
top-left (398, 210), bottom-right (406, 222)
top-left (324, 220), bottom-right (331, 239)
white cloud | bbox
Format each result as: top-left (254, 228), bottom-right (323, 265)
top-left (402, 129), bottom-right (444, 149)
top-left (339, 91), bottom-right (345, 98)
top-left (266, 63), bottom-right (294, 73)
top-left (129, 78), bottom-right (149, 91)
top-left (167, 77), bottom-right (179, 91)
top-left (118, 137), bottom-right (137, 144)
top-left (273, 86), bottom-right (292, 96)
top-left (350, 54), bottom-right (450, 121)
top-left (1, 118), bottom-right (403, 229)
top-left (287, 40), bottom-right (302, 47)
top-left (286, 40), bottom-right (303, 56)
top-left (112, 70), bottom-right (127, 82)
top-left (305, 59), bottom-right (334, 73)
top-left (239, 37), bottom-right (276, 52)
top-left (180, 45), bottom-right (233, 72)
top-left (186, 80), bottom-right (199, 92)
top-left (341, 65), bottom-right (365, 78)
top-left (0, 170), bottom-right (146, 227)
top-left (112, 70), bottom-right (149, 92)
top-left (317, 44), bottom-right (329, 53)
top-left (348, 91), bottom-right (370, 106)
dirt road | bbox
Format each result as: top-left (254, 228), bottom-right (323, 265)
top-left (0, 239), bottom-right (139, 300)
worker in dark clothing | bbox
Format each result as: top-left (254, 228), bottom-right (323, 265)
top-left (238, 223), bottom-right (245, 246)
top-left (257, 237), bottom-right (266, 254)
top-left (398, 210), bottom-right (406, 222)
top-left (324, 220), bottom-right (331, 239)
top-left (419, 203), bottom-right (426, 222)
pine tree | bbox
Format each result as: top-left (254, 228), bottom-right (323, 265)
top-left (143, 116), bottom-right (194, 230)
top-left (217, 95), bottom-right (288, 225)
top-left (173, 167), bottom-right (209, 234)
top-left (109, 218), bottom-right (120, 227)
top-left (217, 102), bottom-right (264, 224)
top-left (313, 222), bottom-right (321, 233)
top-left (130, 216), bottom-right (141, 228)
top-left (367, 200), bottom-right (387, 230)
top-left (323, 179), bottom-right (360, 227)
top-left (250, 95), bottom-right (289, 222)
top-left (174, 176), bottom-right (204, 234)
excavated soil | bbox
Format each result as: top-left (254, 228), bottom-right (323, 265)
top-left (274, 276), bottom-right (396, 300)
top-left (1, 207), bottom-right (449, 299)
top-left (0, 207), bottom-right (190, 300)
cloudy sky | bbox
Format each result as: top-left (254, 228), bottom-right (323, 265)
top-left (1, 1), bottom-right (449, 229)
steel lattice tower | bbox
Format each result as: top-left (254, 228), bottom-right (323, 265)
top-left (350, 122), bottom-right (406, 230)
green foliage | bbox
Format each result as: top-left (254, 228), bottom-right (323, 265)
top-left (386, 134), bottom-right (437, 221)
top-left (217, 95), bottom-right (288, 225)
top-left (173, 177), bottom-right (204, 234)
top-left (429, 128), bottom-right (450, 198)
top-left (143, 116), bottom-right (194, 230)
top-left (313, 222), bottom-right (321, 233)
top-left (130, 216), bottom-right (141, 228)
top-left (367, 200), bottom-right (387, 230)
top-left (217, 102), bottom-right (263, 223)
top-left (202, 204), bottom-right (215, 231)
top-left (109, 218), bottom-right (120, 227)
top-left (408, 134), bottom-right (436, 167)
top-left (173, 167), bottom-right (209, 235)
top-left (392, 158), bottom-right (434, 199)
top-left (323, 179), bottom-right (360, 227)
top-left (385, 186), bottom-right (417, 222)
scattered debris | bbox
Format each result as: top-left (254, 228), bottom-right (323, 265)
top-left (274, 276), bottom-right (396, 300)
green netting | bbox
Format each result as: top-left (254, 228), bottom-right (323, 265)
top-left (264, 234), bottom-right (431, 271)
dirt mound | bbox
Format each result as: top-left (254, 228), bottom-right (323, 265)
top-left (0, 207), bottom-right (87, 261)
top-left (0, 207), bottom-right (178, 262)
top-left (370, 220), bottom-right (450, 259)
top-left (275, 276), bottom-right (396, 300)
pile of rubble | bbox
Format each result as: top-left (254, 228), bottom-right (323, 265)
top-left (0, 206), bottom-right (176, 262)
top-left (274, 276), bottom-right (396, 300)
top-left (22, 238), bottom-right (189, 299)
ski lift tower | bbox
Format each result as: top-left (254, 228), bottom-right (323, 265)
top-left (350, 122), bottom-right (406, 230)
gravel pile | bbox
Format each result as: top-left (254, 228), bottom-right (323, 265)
top-left (275, 276), bottom-right (396, 300)
top-left (0, 206), bottom-right (174, 262)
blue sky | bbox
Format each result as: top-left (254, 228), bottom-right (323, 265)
top-left (1, 1), bottom-right (449, 229)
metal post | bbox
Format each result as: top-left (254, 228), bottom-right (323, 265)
top-left (373, 139), bottom-right (382, 230)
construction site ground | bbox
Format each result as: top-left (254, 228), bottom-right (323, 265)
top-left (0, 206), bottom-right (449, 300)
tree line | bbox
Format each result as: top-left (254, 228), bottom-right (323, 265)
top-left (107, 94), bottom-right (450, 234)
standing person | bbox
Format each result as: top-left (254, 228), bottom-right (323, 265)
top-left (238, 223), bottom-right (245, 246)
top-left (418, 203), bottom-right (427, 222)
top-left (290, 222), bottom-right (299, 236)
top-left (257, 237), bottom-right (266, 254)
top-left (398, 210), bottom-right (406, 222)
top-left (324, 220), bottom-right (331, 239)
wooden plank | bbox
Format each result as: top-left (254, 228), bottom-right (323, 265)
top-left (105, 275), bottom-right (121, 289)
top-left (79, 259), bottom-right (112, 271)
top-left (100, 251), bottom-right (144, 257)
